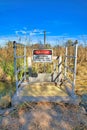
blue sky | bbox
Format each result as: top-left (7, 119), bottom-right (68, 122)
top-left (0, 0), bottom-right (87, 45)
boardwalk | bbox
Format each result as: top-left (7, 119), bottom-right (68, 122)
top-left (12, 82), bottom-right (80, 106)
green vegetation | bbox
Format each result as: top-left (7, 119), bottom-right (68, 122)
top-left (0, 42), bottom-right (14, 82)
top-left (0, 82), bottom-right (16, 95)
top-left (0, 82), bottom-right (16, 108)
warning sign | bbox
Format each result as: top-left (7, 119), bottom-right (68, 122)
top-left (33, 49), bottom-right (52, 62)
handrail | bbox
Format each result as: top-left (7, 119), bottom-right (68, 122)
top-left (13, 41), bottom-right (26, 96)
top-left (64, 40), bottom-right (78, 97)
top-left (16, 55), bottom-right (26, 59)
top-left (65, 55), bottom-right (75, 59)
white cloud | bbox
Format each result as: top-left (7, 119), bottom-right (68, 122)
top-left (15, 30), bottom-right (27, 35)
top-left (0, 33), bottom-right (87, 47)
top-left (15, 28), bottom-right (50, 37)
top-left (20, 30), bottom-right (27, 34)
top-left (31, 29), bottom-right (44, 35)
top-left (30, 32), bottom-right (36, 36)
top-left (33, 29), bottom-right (40, 33)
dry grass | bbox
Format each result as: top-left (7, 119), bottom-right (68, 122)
top-left (75, 61), bottom-right (87, 95)
top-left (0, 95), bottom-right (11, 108)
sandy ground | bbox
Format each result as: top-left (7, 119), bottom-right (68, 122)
top-left (0, 102), bottom-right (87, 130)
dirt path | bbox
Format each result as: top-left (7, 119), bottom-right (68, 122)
top-left (0, 102), bottom-right (87, 130)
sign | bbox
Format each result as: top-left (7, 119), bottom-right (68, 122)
top-left (33, 49), bottom-right (52, 62)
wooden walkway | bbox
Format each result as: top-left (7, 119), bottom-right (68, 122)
top-left (12, 82), bottom-right (80, 106)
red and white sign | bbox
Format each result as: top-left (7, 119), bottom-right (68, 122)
top-left (33, 49), bottom-right (52, 62)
